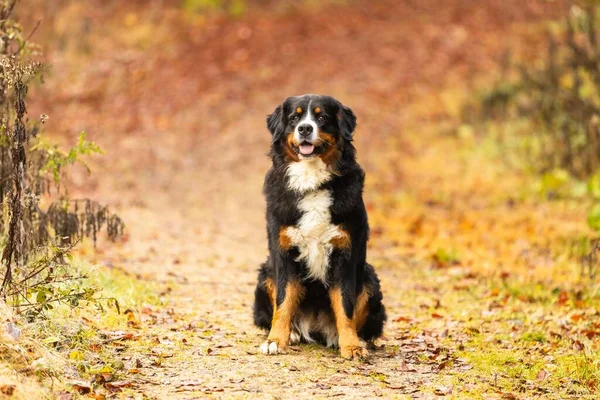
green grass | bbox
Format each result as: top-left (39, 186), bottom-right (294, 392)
top-left (0, 255), bottom-right (164, 397)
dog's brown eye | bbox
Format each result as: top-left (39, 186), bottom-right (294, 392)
top-left (318, 115), bottom-right (327, 123)
top-left (292, 115), bottom-right (299, 121)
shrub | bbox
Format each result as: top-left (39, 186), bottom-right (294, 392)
top-left (463, 4), bottom-right (600, 236)
top-left (465, 5), bottom-right (600, 179)
top-left (0, 0), bottom-right (124, 313)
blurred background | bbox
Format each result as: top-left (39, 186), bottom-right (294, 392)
top-left (16, 0), bottom-right (571, 269)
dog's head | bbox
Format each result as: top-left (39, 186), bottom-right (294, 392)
top-left (266, 94), bottom-right (356, 164)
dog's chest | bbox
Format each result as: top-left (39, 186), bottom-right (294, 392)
top-left (283, 158), bottom-right (343, 283)
top-left (285, 190), bottom-right (340, 283)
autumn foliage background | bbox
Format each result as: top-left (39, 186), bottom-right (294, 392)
top-left (3, 0), bottom-right (600, 398)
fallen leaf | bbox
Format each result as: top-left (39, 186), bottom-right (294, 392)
top-left (387, 384), bottom-right (407, 390)
top-left (571, 314), bottom-right (585, 323)
top-left (0, 384), bottom-right (15, 396)
top-left (536, 369), bottom-right (549, 381)
top-left (4, 322), bottom-right (20, 340)
top-left (434, 385), bottom-right (452, 395)
top-left (103, 331), bottom-right (140, 341)
top-left (398, 360), bottom-right (416, 372)
top-left (69, 381), bottom-right (91, 394)
top-left (556, 291), bottom-right (568, 306)
top-left (141, 306), bottom-right (154, 314)
top-left (56, 392), bottom-right (74, 400)
top-left (105, 381), bottom-right (134, 390)
top-left (176, 380), bottom-right (204, 388)
top-left (124, 309), bottom-right (141, 329)
top-left (438, 360), bottom-right (452, 371)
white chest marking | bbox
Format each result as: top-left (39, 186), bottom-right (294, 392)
top-left (285, 190), bottom-right (344, 284)
top-left (286, 157), bottom-right (331, 193)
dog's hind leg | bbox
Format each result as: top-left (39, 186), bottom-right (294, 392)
top-left (358, 263), bottom-right (387, 343)
top-left (253, 261), bottom-right (275, 330)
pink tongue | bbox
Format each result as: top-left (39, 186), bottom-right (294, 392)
top-left (299, 144), bottom-right (315, 155)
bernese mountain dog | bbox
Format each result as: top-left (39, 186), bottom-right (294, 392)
top-left (253, 94), bottom-right (386, 359)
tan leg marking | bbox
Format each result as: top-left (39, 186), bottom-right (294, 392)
top-left (279, 227), bottom-right (293, 251)
top-left (329, 286), bottom-right (370, 360)
top-left (329, 226), bottom-right (351, 249)
top-left (265, 277), bottom-right (276, 308)
top-left (354, 287), bottom-right (370, 333)
top-left (261, 280), bottom-right (305, 355)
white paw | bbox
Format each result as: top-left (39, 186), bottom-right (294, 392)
top-left (260, 340), bottom-right (284, 355)
top-left (289, 331), bottom-right (301, 345)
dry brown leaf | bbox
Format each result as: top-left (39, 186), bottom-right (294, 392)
top-left (536, 369), bottom-right (549, 381)
top-left (556, 291), bottom-right (568, 306)
top-left (0, 384), bottom-right (15, 396)
top-left (571, 314), bottom-right (585, 323)
top-left (56, 392), bottom-right (74, 400)
top-left (105, 381), bottom-right (134, 390)
top-left (125, 309), bottom-right (142, 329)
top-left (176, 380), bottom-right (204, 388)
top-left (434, 385), bottom-right (452, 395)
top-left (69, 381), bottom-right (91, 394)
top-left (103, 330), bottom-right (140, 341)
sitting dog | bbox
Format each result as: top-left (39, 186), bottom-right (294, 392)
top-left (253, 94), bottom-right (386, 359)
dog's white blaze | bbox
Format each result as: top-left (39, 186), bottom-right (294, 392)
top-left (286, 157), bottom-right (331, 192)
top-left (294, 100), bottom-right (318, 145)
top-left (285, 190), bottom-right (344, 284)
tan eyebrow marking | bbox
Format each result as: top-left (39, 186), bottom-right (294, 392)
top-left (296, 107), bottom-right (303, 113)
top-left (314, 107), bottom-right (321, 114)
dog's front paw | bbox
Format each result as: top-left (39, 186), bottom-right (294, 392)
top-left (340, 345), bottom-right (369, 360)
top-left (260, 339), bottom-right (288, 355)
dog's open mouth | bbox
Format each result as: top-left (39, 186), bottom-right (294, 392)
top-left (299, 141), bottom-right (315, 156)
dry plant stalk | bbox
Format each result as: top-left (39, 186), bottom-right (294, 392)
top-left (0, 1), bottom-right (124, 306)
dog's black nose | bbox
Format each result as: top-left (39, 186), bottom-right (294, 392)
top-left (297, 124), bottom-right (313, 137)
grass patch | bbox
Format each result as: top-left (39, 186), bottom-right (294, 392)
top-left (0, 255), bottom-right (163, 397)
top-left (520, 331), bottom-right (547, 343)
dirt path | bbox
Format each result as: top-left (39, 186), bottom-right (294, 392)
top-left (97, 125), bottom-right (455, 399)
top-left (28, 1), bottom-right (573, 398)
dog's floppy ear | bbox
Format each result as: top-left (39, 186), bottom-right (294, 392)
top-left (266, 100), bottom-right (289, 142)
top-left (338, 103), bottom-right (357, 141)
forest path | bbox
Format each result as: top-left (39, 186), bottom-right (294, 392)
top-left (99, 127), bottom-right (446, 399)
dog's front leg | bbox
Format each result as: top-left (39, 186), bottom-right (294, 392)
top-left (329, 284), bottom-right (369, 360)
top-left (328, 251), bottom-right (369, 360)
top-left (260, 254), bottom-right (304, 355)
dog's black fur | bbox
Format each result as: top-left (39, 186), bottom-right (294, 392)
top-left (253, 94), bottom-right (386, 355)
